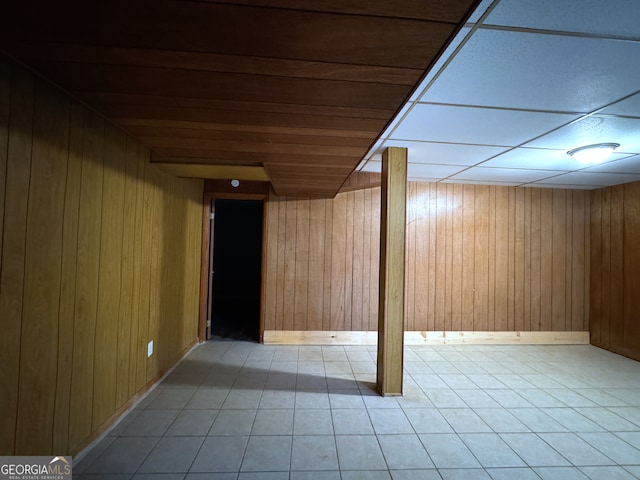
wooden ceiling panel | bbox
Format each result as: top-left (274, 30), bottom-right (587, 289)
top-left (26, 61), bottom-right (413, 110)
top-left (150, 151), bottom-right (361, 168)
top-left (79, 93), bottom-right (396, 120)
top-left (1, 0), bottom-right (480, 196)
top-left (91, 104), bottom-right (388, 134)
top-left (126, 126), bottom-right (372, 148)
top-left (2, 2), bottom-right (460, 68)
top-left (201, 0), bottom-right (481, 23)
top-left (7, 43), bottom-right (423, 86)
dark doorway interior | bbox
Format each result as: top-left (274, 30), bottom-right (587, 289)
top-left (211, 199), bottom-right (263, 342)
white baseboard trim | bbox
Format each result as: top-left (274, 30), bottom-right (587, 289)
top-left (263, 330), bottom-right (590, 345)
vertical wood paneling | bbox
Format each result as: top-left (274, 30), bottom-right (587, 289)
top-left (323, 198), bottom-right (334, 330)
top-left (623, 182), bottom-right (640, 357)
top-left (117, 136), bottom-right (139, 404)
top-left (283, 197), bottom-right (297, 330)
top-left (263, 182), bottom-right (590, 335)
top-left (0, 60), bottom-right (9, 272)
top-left (263, 190), bottom-right (279, 330)
top-left (344, 191), bottom-right (354, 329)
top-left (486, 186), bottom-right (496, 331)
top-left (92, 125), bottom-right (125, 430)
top-left (461, 185), bottom-right (475, 330)
top-left (514, 188), bottom-right (525, 331)
top-left (128, 142), bottom-right (145, 396)
top-left (591, 180), bottom-right (640, 361)
top-left (523, 188), bottom-right (532, 331)
top-left (0, 64), bottom-right (33, 455)
top-left (69, 111), bottom-right (104, 450)
top-left (362, 190), bottom-right (372, 329)
top-left (427, 184), bottom-right (438, 329)
top-left (294, 199), bottom-right (309, 330)
top-left (405, 183), bottom-right (416, 331)
top-left (330, 192), bottom-right (346, 330)
top-left (16, 82), bottom-right (69, 454)
top-left (571, 191), bottom-right (587, 331)
top-left (275, 194), bottom-right (287, 330)
top-left (474, 186), bottom-right (490, 331)
top-left (352, 190), bottom-right (365, 330)
top-left (307, 198), bottom-right (325, 330)
top-left (609, 187), bottom-right (624, 348)
top-left (494, 187), bottom-right (509, 331)
top-left (53, 101), bottom-right (84, 454)
top-left (443, 184), bottom-right (454, 331)
top-left (1, 59), bottom-right (203, 455)
top-left (450, 184), bottom-right (463, 332)
top-left (551, 190), bottom-right (567, 331)
top-left (539, 189), bottom-right (553, 331)
top-left (368, 188), bottom-right (380, 331)
top-left (530, 189), bottom-right (542, 330)
top-left (600, 188), bottom-right (612, 348)
top-left (435, 183), bottom-right (448, 330)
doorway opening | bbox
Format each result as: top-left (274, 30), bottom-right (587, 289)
top-left (209, 199), bottom-right (263, 342)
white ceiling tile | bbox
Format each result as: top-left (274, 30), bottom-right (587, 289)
top-left (363, 138), bottom-right (385, 162)
top-left (484, 0), bottom-right (640, 38)
top-left (423, 29), bottom-right (640, 112)
top-left (449, 166), bottom-right (562, 183)
top-left (533, 171), bottom-right (640, 186)
top-left (389, 104), bottom-right (576, 146)
top-left (407, 163), bottom-right (467, 179)
top-left (356, 159), bottom-right (467, 182)
top-left (580, 155), bottom-right (640, 174)
top-left (379, 103), bottom-right (414, 140)
top-left (482, 147), bottom-right (630, 170)
top-left (599, 92), bottom-right (640, 117)
top-left (467, 0), bottom-right (495, 24)
top-left (441, 179), bottom-right (521, 186)
top-left (408, 28), bottom-right (472, 104)
top-left (526, 115), bottom-right (640, 153)
top-left (409, 178), bottom-right (440, 183)
top-left (523, 183), bottom-right (598, 190)
top-left (361, 161), bottom-right (381, 173)
top-left (379, 140), bottom-right (508, 166)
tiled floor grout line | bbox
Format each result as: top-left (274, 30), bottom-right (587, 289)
top-left (76, 342), bottom-right (640, 480)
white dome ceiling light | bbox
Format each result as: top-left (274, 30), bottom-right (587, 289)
top-left (567, 143), bottom-right (620, 164)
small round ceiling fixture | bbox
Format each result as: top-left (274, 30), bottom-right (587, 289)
top-left (567, 143), bottom-right (620, 164)
top-left (230, 179), bottom-right (240, 188)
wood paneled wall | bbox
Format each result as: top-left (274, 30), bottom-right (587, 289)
top-left (264, 187), bottom-right (381, 331)
top-left (0, 58), bottom-right (203, 456)
top-left (590, 181), bottom-right (640, 361)
top-left (263, 183), bottom-right (590, 333)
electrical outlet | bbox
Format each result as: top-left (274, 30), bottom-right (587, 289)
top-left (147, 340), bottom-right (154, 358)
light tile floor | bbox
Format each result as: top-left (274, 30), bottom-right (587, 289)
top-left (75, 342), bottom-right (640, 480)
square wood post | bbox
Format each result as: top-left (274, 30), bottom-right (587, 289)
top-left (377, 147), bottom-right (407, 396)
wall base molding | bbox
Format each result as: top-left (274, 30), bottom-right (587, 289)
top-left (263, 330), bottom-right (590, 345)
top-left (72, 340), bottom-right (199, 463)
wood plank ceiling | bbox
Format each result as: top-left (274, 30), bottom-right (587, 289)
top-left (0, 0), bottom-right (479, 197)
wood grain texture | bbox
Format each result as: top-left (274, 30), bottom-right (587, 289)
top-left (377, 147), bottom-right (408, 395)
top-left (263, 182), bottom-right (590, 334)
top-left (0, 62), bottom-right (33, 455)
top-left (1, 0), bottom-right (478, 196)
top-left (590, 181), bottom-right (640, 361)
top-left (16, 81), bottom-right (69, 454)
top-left (0, 60), bottom-right (203, 455)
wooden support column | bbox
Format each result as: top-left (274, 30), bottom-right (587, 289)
top-left (377, 147), bottom-right (407, 396)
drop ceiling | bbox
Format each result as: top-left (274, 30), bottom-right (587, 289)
top-left (360, 0), bottom-right (640, 189)
top-left (0, 0), bottom-right (479, 197)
